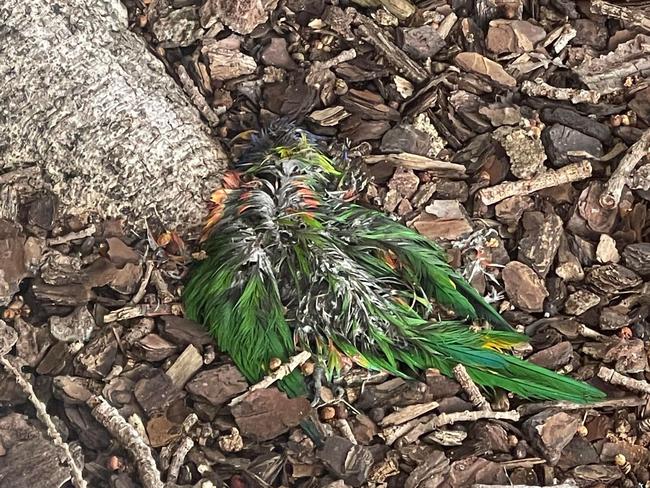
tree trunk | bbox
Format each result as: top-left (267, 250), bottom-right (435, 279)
top-left (0, 0), bottom-right (228, 230)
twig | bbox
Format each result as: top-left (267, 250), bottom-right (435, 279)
top-left (166, 437), bottom-right (194, 484)
top-left (473, 484), bottom-right (577, 488)
top-left (591, 0), bottom-right (650, 34)
top-left (401, 410), bottom-right (520, 444)
top-left (521, 79), bottom-right (601, 104)
top-left (87, 395), bottom-right (162, 488)
top-left (151, 268), bottom-right (175, 303)
top-left (598, 366), bottom-right (650, 395)
top-left (333, 419), bottom-right (357, 445)
top-left (381, 413), bottom-right (437, 446)
top-left (0, 356), bottom-right (87, 488)
top-left (599, 128), bottom-right (650, 209)
top-left (453, 364), bottom-right (491, 411)
top-left (354, 16), bottom-right (427, 83)
top-left (176, 65), bottom-right (220, 128)
top-left (478, 161), bottom-right (592, 205)
top-left (577, 323), bottom-right (608, 341)
top-left (379, 401), bottom-right (439, 427)
top-left (130, 260), bottom-right (154, 305)
top-left (47, 225), bottom-right (97, 246)
top-left (229, 350), bottom-right (312, 406)
top-left (517, 397), bottom-right (646, 417)
top-left (103, 303), bottom-right (179, 323)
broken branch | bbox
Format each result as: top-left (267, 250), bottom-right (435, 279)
top-left (478, 161), bottom-right (592, 205)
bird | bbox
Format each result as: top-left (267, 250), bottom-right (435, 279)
top-left (183, 121), bottom-right (605, 405)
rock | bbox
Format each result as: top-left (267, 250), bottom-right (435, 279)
top-left (556, 234), bottom-right (584, 282)
top-left (493, 127), bottom-right (546, 179)
top-left (146, 414), bottom-right (182, 448)
top-left (564, 290), bottom-right (601, 316)
top-left (134, 371), bottom-right (184, 416)
top-left (0, 220), bottom-right (27, 306)
top-left (152, 6), bottom-right (204, 47)
top-left (542, 124), bottom-right (603, 168)
top-left (159, 315), bottom-right (214, 346)
top-left (557, 436), bottom-right (600, 470)
top-left (586, 264), bottom-right (642, 294)
top-left (202, 38), bottom-right (257, 81)
top-left (486, 19), bottom-right (546, 54)
top-left (413, 200), bottom-right (473, 241)
top-left (629, 87), bottom-right (650, 123)
top-left (599, 304), bottom-right (632, 331)
top-left (0, 426), bottom-right (74, 488)
top-left (404, 449), bottom-right (449, 487)
top-left (601, 441), bottom-right (650, 466)
top-left (479, 104), bottom-right (521, 126)
top-left (430, 180), bottom-right (469, 202)
top-left (424, 369), bottom-right (461, 398)
top-left (571, 464), bottom-right (623, 486)
top-left (199, 0), bottom-right (279, 34)
top-left (577, 182), bottom-right (618, 234)
top-left (387, 167), bottom-right (420, 199)
top-left (596, 234), bottom-right (620, 263)
top-left (540, 107), bottom-right (611, 143)
top-left (0, 320), bottom-right (18, 357)
top-left (502, 261), bottom-right (548, 313)
top-left (571, 19), bottom-right (608, 50)
top-left (260, 38), bottom-right (297, 70)
top-left (397, 26), bottom-right (445, 60)
top-left (231, 388), bottom-right (311, 441)
top-left (622, 243), bottom-right (650, 277)
top-left (604, 338), bottom-right (647, 374)
top-left (105, 237), bottom-right (140, 268)
top-left (523, 410), bottom-right (580, 465)
top-left (73, 327), bottom-right (120, 379)
top-left (518, 212), bottom-right (563, 277)
top-left (132, 334), bottom-right (178, 362)
top-left (316, 436), bottom-right (374, 487)
top-left (470, 421), bottom-right (510, 453)
top-left (186, 364), bottom-right (248, 406)
top-left (444, 457), bottom-right (508, 487)
top-left (528, 341), bottom-right (573, 369)
top-left (380, 124), bottom-right (433, 156)
top-left (49, 306), bottom-right (95, 343)
top-left (495, 195), bottom-right (534, 228)
top-left (356, 378), bottom-right (431, 410)
top-left (454, 52), bottom-right (517, 87)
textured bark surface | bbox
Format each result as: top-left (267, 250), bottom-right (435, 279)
top-left (0, 0), bottom-right (228, 229)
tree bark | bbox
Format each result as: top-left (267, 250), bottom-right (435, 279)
top-left (0, 0), bottom-right (228, 230)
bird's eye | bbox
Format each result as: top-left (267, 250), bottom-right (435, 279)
top-left (298, 221), bottom-right (307, 230)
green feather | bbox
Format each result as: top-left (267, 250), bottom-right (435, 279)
top-left (183, 122), bottom-right (605, 406)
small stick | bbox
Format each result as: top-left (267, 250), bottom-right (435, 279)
top-left (381, 413), bottom-right (437, 446)
top-left (333, 419), bottom-right (357, 445)
top-left (401, 410), bottom-right (520, 444)
top-left (517, 397), bottom-right (646, 417)
top-left (176, 65), bottom-right (220, 128)
top-left (88, 395), bottom-right (162, 488)
top-left (599, 129), bottom-right (650, 209)
top-left (474, 482), bottom-right (574, 488)
top-left (47, 225), bottom-right (97, 246)
top-left (103, 303), bottom-right (178, 323)
top-left (453, 364), bottom-right (491, 411)
top-left (578, 323), bottom-right (608, 341)
top-left (354, 17), bottom-right (428, 83)
top-left (478, 161), bottom-right (592, 205)
top-left (598, 366), bottom-right (650, 395)
top-left (130, 260), bottom-right (154, 305)
top-left (0, 356), bottom-right (87, 488)
top-left (379, 401), bottom-right (439, 427)
top-left (229, 351), bottom-right (312, 406)
top-left (166, 437), bottom-right (194, 483)
top-left (521, 79), bottom-right (601, 104)
top-left (151, 268), bottom-right (175, 303)
top-left (591, 0), bottom-right (650, 33)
